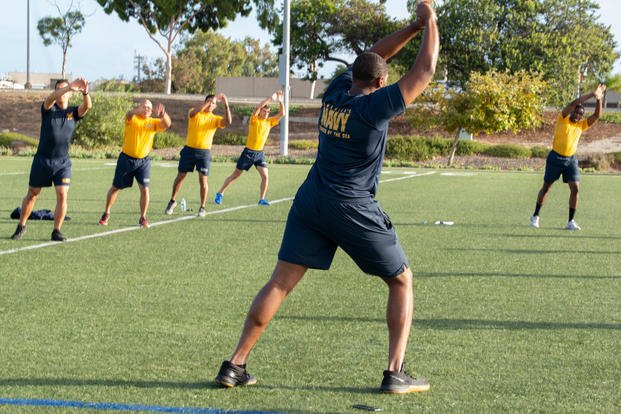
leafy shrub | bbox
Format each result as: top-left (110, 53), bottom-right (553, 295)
top-left (97, 79), bottom-right (139, 93)
top-left (0, 131), bottom-right (38, 148)
top-left (153, 131), bottom-right (184, 149)
top-left (600, 112), bottom-right (621, 124)
top-left (386, 136), bottom-right (436, 161)
top-left (215, 132), bottom-right (246, 145)
top-left (72, 92), bottom-right (134, 148)
top-left (229, 104), bottom-right (255, 118)
top-left (455, 140), bottom-right (489, 155)
top-left (288, 140), bottom-right (318, 150)
top-left (482, 144), bottom-right (531, 158)
top-left (530, 146), bottom-right (550, 158)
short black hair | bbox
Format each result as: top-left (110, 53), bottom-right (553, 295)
top-left (352, 52), bottom-right (388, 84)
top-left (575, 104), bottom-right (585, 112)
top-left (205, 94), bottom-right (216, 102)
top-left (54, 79), bottom-right (69, 89)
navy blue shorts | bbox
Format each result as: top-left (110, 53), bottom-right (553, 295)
top-left (236, 147), bottom-right (267, 171)
top-left (29, 155), bottom-right (71, 187)
top-left (278, 190), bottom-right (408, 278)
top-left (178, 146), bottom-right (211, 175)
top-left (544, 150), bottom-right (580, 183)
top-left (112, 152), bottom-right (151, 189)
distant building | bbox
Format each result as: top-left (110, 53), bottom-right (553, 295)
top-left (5, 72), bottom-right (71, 89)
top-left (216, 77), bottom-right (328, 100)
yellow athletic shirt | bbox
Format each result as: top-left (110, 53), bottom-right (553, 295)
top-left (122, 115), bottom-right (165, 159)
top-left (186, 111), bottom-right (224, 149)
top-left (552, 114), bottom-right (590, 157)
top-left (245, 115), bottom-right (280, 151)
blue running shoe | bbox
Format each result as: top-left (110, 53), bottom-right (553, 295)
top-left (214, 192), bottom-right (223, 205)
top-left (258, 198), bottom-right (270, 206)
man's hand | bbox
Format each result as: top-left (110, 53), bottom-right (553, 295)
top-left (415, 0), bottom-right (436, 26)
top-left (594, 83), bottom-right (607, 100)
top-left (154, 103), bottom-right (166, 117)
top-left (69, 78), bottom-right (88, 93)
top-left (274, 90), bottom-right (284, 103)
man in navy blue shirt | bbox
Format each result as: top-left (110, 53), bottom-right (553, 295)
top-left (11, 78), bottom-right (91, 242)
top-left (216, 1), bottom-right (439, 394)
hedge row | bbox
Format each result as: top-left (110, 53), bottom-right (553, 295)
top-left (386, 135), bottom-right (547, 161)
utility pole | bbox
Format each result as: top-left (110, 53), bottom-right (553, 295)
top-left (25, 0), bottom-right (32, 89)
top-left (134, 51), bottom-right (144, 83)
top-left (279, 0), bottom-right (291, 156)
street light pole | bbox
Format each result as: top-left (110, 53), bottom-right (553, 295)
top-left (26, 0), bottom-right (32, 89)
top-left (279, 0), bottom-right (291, 156)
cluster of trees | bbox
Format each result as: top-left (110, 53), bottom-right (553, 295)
top-left (39, 0), bottom-right (618, 136)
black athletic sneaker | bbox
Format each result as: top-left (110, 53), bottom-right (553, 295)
top-left (51, 229), bottom-right (66, 242)
top-left (379, 364), bottom-right (430, 394)
top-left (10, 224), bottom-right (26, 240)
top-left (215, 360), bottom-right (257, 388)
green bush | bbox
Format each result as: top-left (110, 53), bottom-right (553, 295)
top-left (0, 131), bottom-right (38, 148)
top-left (530, 145), bottom-right (550, 158)
top-left (72, 92), bottom-right (134, 148)
top-left (215, 131), bottom-right (246, 145)
top-left (613, 152), bottom-right (621, 163)
top-left (482, 144), bottom-right (531, 158)
top-left (97, 80), bottom-right (139, 93)
top-left (600, 112), bottom-right (621, 124)
top-left (153, 131), bottom-right (184, 149)
top-left (455, 139), bottom-right (489, 155)
top-left (288, 140), bottom-right (318, 150)
top-left (386, 136), bottom-right (436, 161)
top-left (229, 104), bottom-right (255, 118)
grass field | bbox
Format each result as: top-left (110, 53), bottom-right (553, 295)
top-left (0, 156), bottom-right (619, 413)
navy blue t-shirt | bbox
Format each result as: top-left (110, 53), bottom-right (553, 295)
top-left (36, 103), bottom-right (82, 159)
top-left (300, 68), bottom-right (405, 199)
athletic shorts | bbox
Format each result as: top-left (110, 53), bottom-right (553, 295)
top-left (278, 190), bottom-right (409, 278)
top-left (236, 147), bottom-right (267, 171)
top-left (112, 152), bottom-right (151, 189)
top-left (178, 146), bottom-right (211, 175)
top-left (544, 150), bottom-right (580, 183)
top-left (29, 155), bottom-right (71, 187)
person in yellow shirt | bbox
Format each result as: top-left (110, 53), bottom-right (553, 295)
top-left (530, 83), bottom-right (606, 230)
top-left (164, 93), bottom-right (232, 217)
top-left (214, 90), bottom-right (284, 206)
top-left (99, 99), bottom-right (171, 228)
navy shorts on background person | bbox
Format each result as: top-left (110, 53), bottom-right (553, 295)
top-left (278, 190), bottom-right (408, 278)
top-left (29, 155), bottom-right (71, 187)
top-left (236, 147), bottom-right (267, 171)
top-left (544, 150), bottom-right (580, 183)
top-left (178, 146), bottom-right (211, 175)
top-left (112, 152), bottom-right (151, 189)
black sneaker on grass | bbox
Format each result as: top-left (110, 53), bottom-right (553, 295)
top-left (11, 224), bottom-right (26, 240)
top-left (51, 229), bottom-right (66, 242)
top-left (379, 364), bottom-right (430, 394)
top-left (215, 360), bottom-right (257, 388)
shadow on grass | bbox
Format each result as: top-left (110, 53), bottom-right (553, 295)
top-left (278, 315), bottom-right (621, 331)
top-left (412, 271), bottom-right (620, 280)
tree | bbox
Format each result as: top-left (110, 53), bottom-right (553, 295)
top-left (37, 2), bottom-right (86, 79)
top-left (96, 0), bottom-right (275, 94)
top-left (436, 0), bottom-right (618, 106)
top-left (172, 31), bottom-right (278, 94)
top-left (441, 70), bottom-right (547, 165)
top-left (268, 0), bottom-right (397, 81)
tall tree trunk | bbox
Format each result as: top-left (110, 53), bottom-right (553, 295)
top-left (165, 50), bottom-right (172, 95)
top-left (447, 131), bottom-right (460, 166)
top-left (61, 49), bottom-right (67, 79)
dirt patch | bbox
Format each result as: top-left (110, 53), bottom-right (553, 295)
top-left (3, 90), bottom-right (621, 171)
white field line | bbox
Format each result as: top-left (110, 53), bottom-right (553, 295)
top-left (0, 171), bottom-right (436, 256)
top-left (0, 167), bottom-right (113, 177)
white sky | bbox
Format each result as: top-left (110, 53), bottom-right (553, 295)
top-left (0, 0), bottom-right (619, 83)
